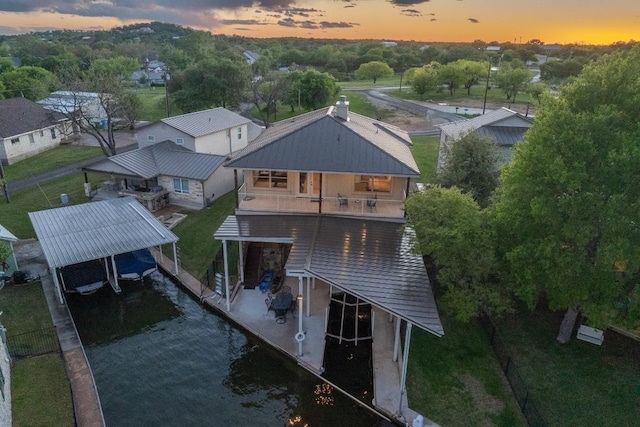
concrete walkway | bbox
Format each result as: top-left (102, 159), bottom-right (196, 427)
top-left (13, 239), bottom-right (105, 427)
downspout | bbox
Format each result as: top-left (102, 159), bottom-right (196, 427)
top-left (318, 173), bottom-right (323, 214)
top-left (233, 170), bottom-right (239, 209)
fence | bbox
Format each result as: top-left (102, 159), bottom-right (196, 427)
top-left (7, 327), bottom-right (60, 360)
top-left (199, 243), bottom-right (239, 298)
top-left (478, 315), bottom-right (547, 427)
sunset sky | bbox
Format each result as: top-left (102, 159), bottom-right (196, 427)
top-left (0, 0), bottom-right (638, 45)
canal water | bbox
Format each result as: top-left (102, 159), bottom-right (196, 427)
top-left (66, 272), bottom-right (382, 426)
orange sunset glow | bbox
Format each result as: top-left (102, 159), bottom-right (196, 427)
top-left (0, 0), bottom-right (638, 44)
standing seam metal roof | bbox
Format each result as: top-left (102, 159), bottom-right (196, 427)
top-left (83, 140), bottom-right (226, 181)
top-left (438, 107), bottom-right (533, 140)
top-left (226, 106), bottom-right (420, 177)
top-left (160, 107), bottom-right (251, 138)
top-left (214, 214), bottom-right (443, 336)
top-left (28, 197), bottom-right (179, 269)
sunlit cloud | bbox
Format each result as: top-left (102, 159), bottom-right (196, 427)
top-left (401, 9), bottom-right (421, 16)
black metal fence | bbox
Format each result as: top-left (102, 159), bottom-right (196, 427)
top-left (478, 315), bottom-right (547, 427)
top-left (7, 327), bottom-right (60, 360)
top-left (200, 243), bottom-right (239, 298)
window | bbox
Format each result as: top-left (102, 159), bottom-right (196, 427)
top-left (354, 175), bottom-right (392, 193)
top-left (39, 130), bottom-right (44, 137)
top-left (147, 135), bottom-right (155, 142)
top-left (173, 178), bottom-right (189, 194)
top-left (237, 127), bottom-right (242, 140)
top-left (10, 137), bottom-right (19, 144)
top-left (252, 170), bottom-right (288, 188)
top-left (29, 134), bottom-right (35, 144)
top-left (176, 138), bottom-right (184, 145)
top-left (50, 128), bottom-right (57, 139)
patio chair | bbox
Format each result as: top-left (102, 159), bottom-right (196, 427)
top-left (366, 194), bottom-right (377, 212)
top-left (282, 285), bottom-right (292, 295)
top-left (337, 193), bottom-right (348, 210)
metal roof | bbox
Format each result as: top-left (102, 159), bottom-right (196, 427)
top-left (214, 214), bottom-right (443, 336)
top-left (83, 140), bottom-right (226, 181)
top-left (226, 105), bottom-right (420, 177)
top-left (438, 107), bottom-right (533, 140)
top-left (28, 197), bottom-right (178, 269)
top-left (476, 126), bottom-right (530, 146)
top-left (0, 224), bottom-right (17, 242)
top-left (160, 107), bottom-right (251, 138)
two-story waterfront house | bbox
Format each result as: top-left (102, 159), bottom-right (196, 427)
top-left (212, 96), bottom-right (443, 425)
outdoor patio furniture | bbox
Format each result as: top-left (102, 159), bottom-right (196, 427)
top-left (366, 195), bottom-right (377, 212)
top-left (271, 290), bottom-right (294, 323)
top-left (338, 194), bottom-right (348, 210)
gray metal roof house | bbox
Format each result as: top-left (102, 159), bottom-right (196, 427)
top-left (213, 96), bottom-right (442, 423)
top-left (82, 140), bottom-right (232, 210)
top-left (437, 107), bottom-right (534, 170)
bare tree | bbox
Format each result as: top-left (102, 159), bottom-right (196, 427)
top-left (248, 72), bottom-right (290, 128)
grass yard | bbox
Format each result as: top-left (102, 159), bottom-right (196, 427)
top-left (2, 145), bottom-right (103, 182)
top-left (494, 307), bottom-right (640, 426)
top-left (0, 284), bottom-right (74, 427)
top-left (338, 74), bottom-right (402, 89)
top-left (409, 136), bottom-right (440, 183)
top-left (132, 86), bottom-right (176, 121)
top-left (0, 172), bottom-right (112, 238)
top-left (408, 316), bottom-right (526, 427)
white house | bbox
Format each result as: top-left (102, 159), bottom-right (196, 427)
top-left (37, 91), bottom-right (108, 128)
top-left (136, 108), bottom-right (263, 155)
top-left (0, 98), bottom-right (72, 165)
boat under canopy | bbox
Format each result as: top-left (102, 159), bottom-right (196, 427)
top-left (114, 248), bottom-right (157, 280)
top-left (58, 260), bottom-right (108, 295)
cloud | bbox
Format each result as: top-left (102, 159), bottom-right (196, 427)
top-left (320, 21), bottom-right (358, 28)
top-left (401, 9), bottom-right (421, 17)
top-left (221, 19), bottom-right (268, 26)
top-left (467, 18), bottom-right (479, 23)
top-left (388, 0), bottom-right (430, 5)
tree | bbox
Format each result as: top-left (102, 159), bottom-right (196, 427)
top-left (438, 62), bottom-right (465, 96)
top-left (0, 66), bottom-right (58, 100)
top-left (494, 64), bottom-right (531, 102)
top-left (170, 58), bottom-right (250, 112)
top-left (455, 59), bottom-right (488, 95)
top-left (0, 240), bottom-right (12, 272)
top-left (354, 61), bottom-right (394, 84)
top-left (410, 67), bottom-right (439, 99)
top-left (61, 60), bottom-right (142, 157)
top-left (527, 81), bottom-right (549, 105)
top-left (249, 72), bottom-right (290, 127)
top-left (437, 132), bottom-right (499, 208)
top-left (405, 186), bottom-right (511, 321)
top-left (285, 70), bottom-right (339, 112)
top-left (491, 48), bottom-right (640, 343)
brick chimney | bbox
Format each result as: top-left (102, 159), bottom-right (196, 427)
top-left (335, 95), bottom-right (349, 121)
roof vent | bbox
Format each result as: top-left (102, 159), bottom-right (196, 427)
top-left (335, 95), bottom-right (349, 121)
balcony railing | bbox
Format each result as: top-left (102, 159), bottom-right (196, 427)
top-left (238, 185), bottom-right (405, 219)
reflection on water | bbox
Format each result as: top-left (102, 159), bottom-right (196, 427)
top-left (67, 272), bottom-right (381, 426)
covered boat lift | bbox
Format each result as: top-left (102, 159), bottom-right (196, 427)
top-left (214, 214), bottom-right (443, 421)
top-left (29, 197), bottom-right (179, 303)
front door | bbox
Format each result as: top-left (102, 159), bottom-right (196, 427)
top-left (298, 172), bottom-right (321, 197)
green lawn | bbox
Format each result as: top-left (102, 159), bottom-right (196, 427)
top-left (3, 145), bottom-right (102, 182)
top-left (390, 80), bottom-right (533, 106)
top-left (494, 307), bottom-right (640, 426)
top-left (338, 74), bottom-right (402, 89)
top-left (409, 136), bottom-right (440, 183)
top-left (132, 86), bottom-right (176, 121)
top-left (0, 284), bottom-right (74, 427)
top-left (0, 172), bottom-right (112, 239)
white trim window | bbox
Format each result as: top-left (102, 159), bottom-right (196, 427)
top-left (29, 134), bottom-right (35, 144)
top-left (50, 128), bottom-right (57, 139)
top-left (173, 178), bottom-right (189, 194)
top-left (147, 135), bottom-right (155, 142)
top-left (237, 127), bottom-right (242, 140)
top-left (354, 175), bottom-right (392, 193)
top-left (10, 137), bottom-right (19, 144)
top-left (176, 138), bottom-right (184, 145)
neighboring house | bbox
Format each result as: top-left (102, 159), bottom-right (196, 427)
top-left (0, 98), bottom-right (71, 165)
top-left (212, 96), bottom-right (443, 424)
top-left (130, 70), bottom-right (166, 87)
top-left (38, 91), bottom-right (108, 128)
top-left (437, 107), bottom-right (534, 171)
top-left (82, 140), bottom-right (232, 210)
top-left (243, 50), bottom-right (260, 65)
top-left (137, 108), bottom-right (263, 155)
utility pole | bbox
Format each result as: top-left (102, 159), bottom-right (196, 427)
top-left (0, 161), bottom-right (10, 203)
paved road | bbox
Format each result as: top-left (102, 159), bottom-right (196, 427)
top-left (364, 89), bottom-right (464, 125)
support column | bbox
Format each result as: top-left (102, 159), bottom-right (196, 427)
top-left (51, 267), bottom-right (64, 304)
top-left (172, 242), bottom-right (179, 275)
top-left (393, 315), bottom-right (401, 362)
top-left (306, 276), bottom-right (311, 317)
top-left (238, 240), bottom-right (245, 284)
top-left (223, 240), bottom-right (231, 312)
top-left (297, 276), bottom-right (304, 356)
top-left (398, 322), bottom-right (413, 415)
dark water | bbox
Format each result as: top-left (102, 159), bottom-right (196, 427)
top-left (67, 272), bottom-right (382, 427)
